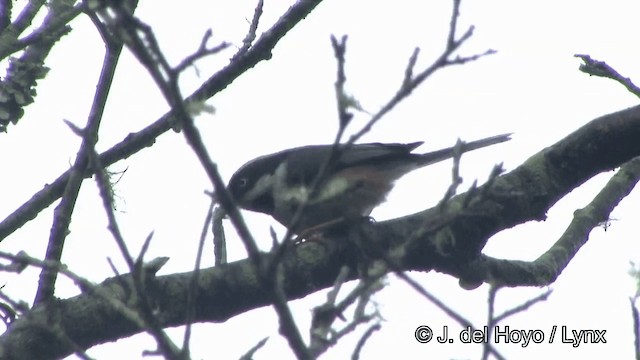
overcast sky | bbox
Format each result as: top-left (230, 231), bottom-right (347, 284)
top-left (1, 0), bottom-right (640, 359)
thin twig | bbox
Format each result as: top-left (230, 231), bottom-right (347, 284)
top-left (174, 30), bottom-right (231, 74)
top-left (271, 263), bottom-right (312, 359)
top-left (0, 251), bottom-right (147, 328)
top-left (212, 206), bottom-right (228, 265)
top-left (89, 135), bottom-right (182, 359)
top-left (97, 2), bottom-right (264, 267)
top-left (0, 295), bottom-right (18, 326)
top-left (493, 288), bottom-right (552, 323)
top-left (437, 139), bottom-right (464, 209)
top-left (0, 0), bottom-right (324, 242)
top-left (308, 262), bottom-right (384, 357)
top-left (268, 35), bottom-right (352, 259)
top-left (86, 140), bottom-right (136, 270)
top-left (94, 5), bottom-right (278, 358)
top-left (91, 10), bottom-right (184, 358)
top-left (630, 297), bottom-right (640, 360)
top-left (395, 271), bottom-right (505, 360)
top-left (232, 0), bottom-right (264, 61)
top-left (310, 266), bottom-right (351, 349)
top-left (481, 285), bottom-right (498, 360)
top-left (239, 336), bottom-right (269, 360)
top-left (347, 0), bottom-right (494, 144)
top-left (99, 5), bottom-right (318, 358)
top-left (33, 17), bottom-right (125, 304)
top-left (575, 54), bottom-right (640, 98)
top-left (181, 199), bottom-right (215, 356)
top-left (331, 34), bottom-right (352, 132)
top-left (351, 323), bottom-right (381, 360)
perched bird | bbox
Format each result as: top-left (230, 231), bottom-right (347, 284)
top-left (227, 134), bottom-right (510, 234)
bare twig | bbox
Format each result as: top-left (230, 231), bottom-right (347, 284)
top-left (351, 323), bottom-right (381, 360)
top-left (481, 285), bottom-right (499, 360)
top-left (0, 251), bottom-right (147, 328)
top-left (494, 288), bottom-right (552, 324)
top-left (233, 0), bottom-right (265, 61)
top-left (399, 271), bottom-right (472, 327)
top-left (212, 206), bottom-right (228, 265)
top-left (98, 4), bottom-right (343, 359)
top-left (271, 263), bottom-right (312, 359)
top-left (437, 139), bottom-right (465, 209)
top-left (631, 297), bottom-right (640, 360)
top-left (347, 0), bottom-right (495, 144)
top-left (0, 0), bottom-right (324, 242)
top-left (0, 290), bottom-right (28, 317)
top-left (73, 30), bottom-right (182, 354)
top-left (181, 199), bottom-right (215, 356)
top-left (86, 141), bottom-right (136, 272)
top-left (98, 3), bottom-right (264, 268)
top-left (395, 271), bottom-right (506, 360)
top-left (310, 266), bottom-right (351, 349)
top-left (331, 34), bottom-right (353, 132)
top-left (0, 298), bottom-right (17, 327)
top-left (447, 0), bottom-right (461, 48)
top-left (132, 239), bottom-right (184, 359)
top-left (308, 263), bottom-right (384, 357)
top-left (267, 34), bottom-right (353, 256)
top-left (239, 336), bottom-right (269, 360)
top-left (575, 54), bottom-right (640, 98)
top-left (174, 29), bottom-right (231, 73)
top-left (33, 17), bottom-right (126, 304)
top-left (482, 286), bottom-right (550, 360)
top-left (90, 134), bottom-right (183, 359)
top-left (401, 47), bottom-right (420, 89)
top-left (138, 16), bottom-right (258, 267)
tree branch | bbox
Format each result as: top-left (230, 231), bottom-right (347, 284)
top-left (33, 18), bottom-right (126, 305)
top-left (2, 105), bottom-right (640, 358)
top-left (0, 0), bottom-right (326, 241)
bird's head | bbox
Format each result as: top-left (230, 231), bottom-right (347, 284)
top-left (227, 151), bottom-right (289, 215)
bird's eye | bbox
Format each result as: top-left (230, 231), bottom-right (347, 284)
top-left (237, 178), bottom-right (248, 188)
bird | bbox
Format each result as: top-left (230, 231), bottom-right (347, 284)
top-left (227, 133), bottom-right (511, 234)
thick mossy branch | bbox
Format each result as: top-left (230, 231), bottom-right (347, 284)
top-left (1, 105), bottom-right (640, 359)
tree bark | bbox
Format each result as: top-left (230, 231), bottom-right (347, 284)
top-left (1, 104), bottom-right (639, 359)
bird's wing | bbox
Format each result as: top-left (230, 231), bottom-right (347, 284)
top-left (283, 142), bottom-right (423, 185)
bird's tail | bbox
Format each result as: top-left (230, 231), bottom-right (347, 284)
top-left (416, 133), bottom-right (512, 166)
